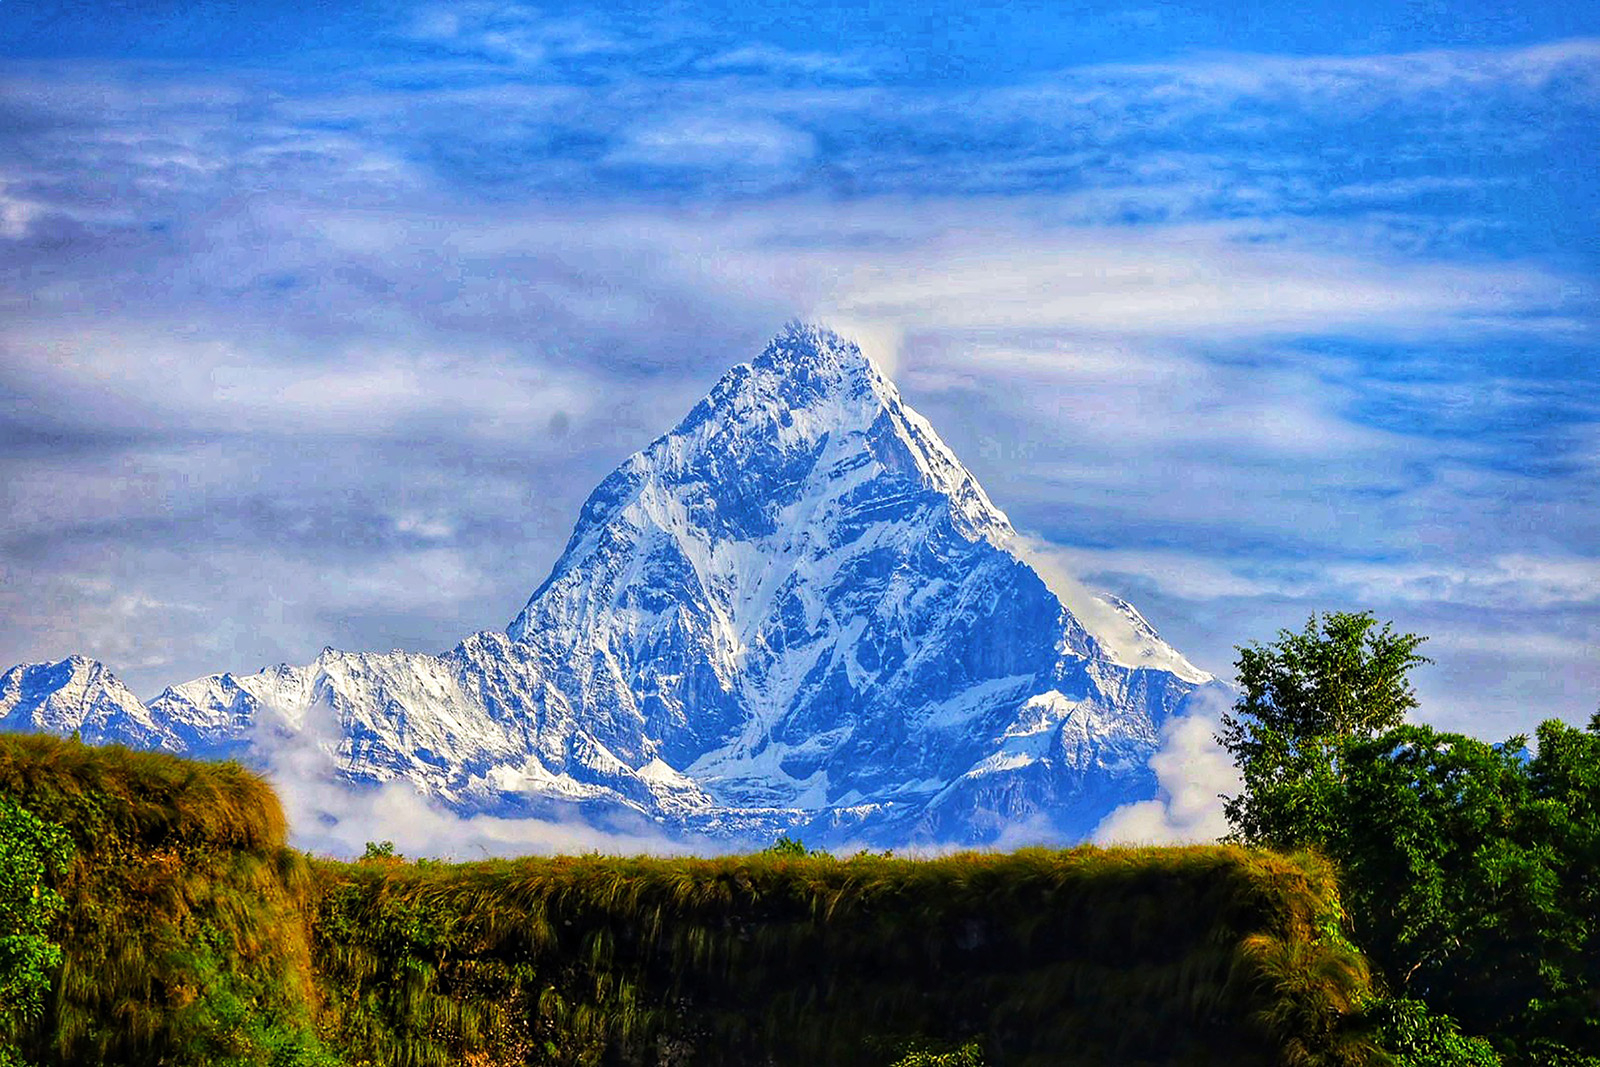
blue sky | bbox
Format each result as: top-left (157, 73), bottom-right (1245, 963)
top-left (1, 0), bottom-right (1596, 742)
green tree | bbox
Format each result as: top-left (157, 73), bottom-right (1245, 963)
top-left (1338, 728), bottom-right (1550, 1032)
top-left (1365, 998), bottom-right (1501, 1067)
top-left (359, 840), bottom-right (400, 862)
top-left (1219, 611), bottom-right (1430, 849)
top-left (762, 833), bottom-right (826, 858)
top-left (1333, 720), bottom-right (1600, 1063)
top-left (1522, 714), bottom-right (1600, 1057)
top-left (0, 796), bottom-right (73, 1067)
top-left (1220, 612), bottom-right (1600, 1064)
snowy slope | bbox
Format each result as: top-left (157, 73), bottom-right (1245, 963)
top-left (0, 656), bottom-right (179, 750)
top-left (3, 324), bottom-right (1218, 846)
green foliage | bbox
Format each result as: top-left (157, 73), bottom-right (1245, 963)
top-left (888, 1039), bottom-right (985, 1066)
top-left (0, 797), bottom-right (72, 1066)
top-left (1219, 611), bottom-right (1429, 850)
top-left (1330, 720), bottom-right (1600, 1061)
top-left (1221, 612), bottom-right (1600, 1065)
top-left (1365, 998), bottom-right (1501, 1067)
top-left (359, 841), bottom-right (399, 862)
top-left (763, 833), bottom-right (809, 856)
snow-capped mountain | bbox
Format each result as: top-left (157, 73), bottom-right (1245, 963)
top-left (1, 324), bottom-right (1217, 846)
top-left (0, 656), bottom-right (177, 750)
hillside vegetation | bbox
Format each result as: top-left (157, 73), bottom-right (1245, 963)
top-left (0, 733), bottom-right (1377, 1066)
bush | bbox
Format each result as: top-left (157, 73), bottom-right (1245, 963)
top-left (0, 797), bottom-right (72, 1067)
top-left (1365, 998), bottom-right (1501, 1067)
top-left (889, 1040), bottom-right (985, 1066)
top-left (0, 734), bottom-right (332, 1067)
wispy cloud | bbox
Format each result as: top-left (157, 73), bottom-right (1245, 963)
top-left (810, 222), bottom-right (1577, 340)
top-left (606, 115), bottom-right (817, 172)
top-left (1045, 38), bottom-right (1600, 112)
top-left (1327, 555), bottom-right (1600, 610)
top-left (4, 323), bottom-right (599, 442)
top-left (694, 43), bottom-right (874, 79)
top-left (398, 3), bottom-right (635, 67)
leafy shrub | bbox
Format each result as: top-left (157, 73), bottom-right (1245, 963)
top-left (0, 797), bottom-right (72, 1067)
top-left (888, 1040), bottom-right (985, 1066)
top-left (1365, 998), bottom-right (1501, 1066)
top-left (0, 734), bottom-right (334, 1067)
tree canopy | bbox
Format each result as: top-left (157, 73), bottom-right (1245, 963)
top-left (1219, 610), bottom-right (1430, 850)
top-left (1220, 610), bottom-right (1600, 1066)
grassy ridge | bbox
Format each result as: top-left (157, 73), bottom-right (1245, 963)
top-left (0, 734), bottom-right (1380, 1066)
top-left (310, 846), bottom-right (1377, 1067)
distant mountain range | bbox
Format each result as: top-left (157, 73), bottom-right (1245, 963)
top-left (1, 324), bottom-right (1222, 847)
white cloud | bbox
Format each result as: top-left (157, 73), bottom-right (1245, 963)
top-left (2, 325), bottom-right (601, 444)
top-left (808, 221), bottom-right (1568, 341)
top-left (608, 116), bottom-right (817, 171)
top-left (1027, 545), bottom-right (1285, 603)
top-left (904, 334), bottom-right (1395, 467)
top-left (399, 3), bottom-right (630, 66)
top-left (1054, 38), bottom-right (1600, 111)
top-left (1094, 693), bottom-right (1240, 845)
top-left (0, 185), bottom-right (42, 237)
top-left (1430, 628), bottom-right (1599, 664)
top-left (695, 44), bottom-right (871, 79)
top-left (1327, 175), bottom-right (1508, 204)
top-left (254, 693), bottom-right (694, 859)
top-left (1010, 535), bottom-right (1211, 681)
top-left (815, 317), bottom-right (905, 377)
top-left (1328, 554), bottom-right (1600, 610)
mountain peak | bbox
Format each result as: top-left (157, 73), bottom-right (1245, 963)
top-left (492, 324), bottom-right (1212, 841)
top-left (0, 656), bottom-right (174, 749)
top-left (736, 322), bottom-right (895, 425)
top-left (754, 321), bottom-right (875, 376)
top-left (509, 322), bottom-right (1016, 641)
top-left (4, 324), bottom-right (1219, 849)
top-left (720, 321), bottom-right (896, 428)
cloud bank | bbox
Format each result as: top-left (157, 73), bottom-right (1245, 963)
top-left (251, 695), bottom-right (698, 859)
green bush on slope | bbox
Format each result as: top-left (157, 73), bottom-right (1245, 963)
top-left (0, 795), bottom-right (72, 1067)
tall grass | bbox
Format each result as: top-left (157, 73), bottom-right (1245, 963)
top-left (309, 845), bottom-right (1380, 1066)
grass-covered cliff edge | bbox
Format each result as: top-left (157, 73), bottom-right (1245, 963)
top-left (0, 733), bottom-right (1379, 1067)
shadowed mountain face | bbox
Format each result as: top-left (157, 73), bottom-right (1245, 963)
top-left (1, 324), bottom-right (1219, 846)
